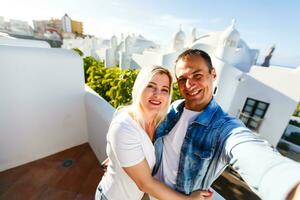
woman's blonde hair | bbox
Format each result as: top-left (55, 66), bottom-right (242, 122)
top-left (127, 65), bottom-right (173, 129)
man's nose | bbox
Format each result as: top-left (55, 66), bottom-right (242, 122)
top-left (186, 78), bottom-right (194, 88)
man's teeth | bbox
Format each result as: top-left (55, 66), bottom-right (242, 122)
top-left (189, 91), bottom-right (199, 96)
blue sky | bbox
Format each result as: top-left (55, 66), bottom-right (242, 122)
top-left (1, 0), bottom-right (299, 67)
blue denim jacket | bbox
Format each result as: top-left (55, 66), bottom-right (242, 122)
top-left (153, 98), bottom-right (245, 194)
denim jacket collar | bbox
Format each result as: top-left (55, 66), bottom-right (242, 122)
top-left (176, 98), bottom-right (219, 127)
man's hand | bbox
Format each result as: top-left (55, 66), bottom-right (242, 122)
top-left (101, 157), bottom-right (109, 172)
top-left (190, 190), bottom-right (213, 200)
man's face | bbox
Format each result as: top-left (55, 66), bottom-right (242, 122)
top-left (175, 56), bottom-right (216, 111)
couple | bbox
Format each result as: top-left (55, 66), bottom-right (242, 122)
top-left (96, 49), bottom-right (300, 200)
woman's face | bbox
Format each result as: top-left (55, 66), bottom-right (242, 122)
top-left (140, 73), bottom-right (171, 116)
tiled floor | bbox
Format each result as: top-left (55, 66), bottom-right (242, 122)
top-left (0, 143), bottom-right (104, 200)
top-left (0, 143), bottom-right (259, 200)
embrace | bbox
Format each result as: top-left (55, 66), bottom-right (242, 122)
top-left (96, 49), bottom-right (300, 200)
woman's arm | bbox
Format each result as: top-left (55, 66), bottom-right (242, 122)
top-left (109, 119), bottom-right (211, 200)
top-left (123, 159), bottom-right (212, 200)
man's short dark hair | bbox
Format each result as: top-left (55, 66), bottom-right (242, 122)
top-left (175, 49), bottom-right (213, 73)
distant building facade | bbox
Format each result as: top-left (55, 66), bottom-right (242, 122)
top-left (0, 14), bottom-right (84, 47)
top-left (60, 19), bottom-right (300, 146)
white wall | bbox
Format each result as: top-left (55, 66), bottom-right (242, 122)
top-left (162, 50), bottom-right (183, 72)
top-left (228, 75), bottom-right (297, 146)
top-left (249, 66), bottom-right (300, 102)
top-left (105, 48), bottom-right (116, 67)
top-left (85, 86), bottom-right (115, 162)
top-left (131, 51), bottom-right (162, 69)
top-left (0, 45), bottom-right (88, 171)
top-left (0, 38), bottom-right (50, 48)
top-left (213, 58), bottom-right (243, 112)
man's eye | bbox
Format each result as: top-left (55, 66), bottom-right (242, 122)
top-left (178, 78), bottom-right (186, 83)
top-left (194, 74), bottom-right (202, 79)
top-left (147, 85), bottom-right (154, 88)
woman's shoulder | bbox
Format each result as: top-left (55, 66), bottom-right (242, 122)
top-left (112, 108), bottom-right (130, 122)
top-left (110, 109), bottom-right (137, 131)
top-left (108, 109), bottom-right (142, 142)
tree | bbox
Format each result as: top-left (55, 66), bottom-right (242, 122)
top-left (293, 102), bottom-right (300, 117)
top-left (83, 56), bottom-right (104, 83)
top-left (72, 48), bottom-right (84, 57)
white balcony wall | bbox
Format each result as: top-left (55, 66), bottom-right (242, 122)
top-left (0, 37), bottom-right (50, 48)
top-left (85, 86), bottom-right (115, 162)
top-left (0, 45), bottom-right (88, 171)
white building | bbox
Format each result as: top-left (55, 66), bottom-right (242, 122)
top-left (0, 16), bottom-right (6, 32)
top-left (62, 33), bottom-right (160, 69)
top-left (62, 36), bottom-right (106, 59)
top-left (41, 19), bottom-right (300, 147)
top-left (5, 19), bottom-right (34, 37)
top-left (129, 20), bottom-right (299, 146)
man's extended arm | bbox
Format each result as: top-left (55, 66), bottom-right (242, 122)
top-left (225, 129), bottom-right (300, 200)
top-left (287, 184), bottom-right (300, 200)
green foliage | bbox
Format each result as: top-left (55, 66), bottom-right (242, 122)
top-left (85, 60), bottom-right (139, 107)
top-left (72, 48), bottom-right (84, 57)
top-left (172, 82), bottom-right (182, 102)
top-left (83, 56), bottom-right (104, 83)
top-left (293, 102), bottom-right (300, 117)
top-left (289, 120), bottom-right (300, 128)
top-left (83, 56), bottom-right (181, 108)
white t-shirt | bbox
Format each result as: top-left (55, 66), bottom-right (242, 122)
top-left (155, 108), bottom-right (200, 188)
top-left (98, 109), bottom-right (156, 200)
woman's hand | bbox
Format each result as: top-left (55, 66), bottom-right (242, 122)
top-left (189, 190), bottom-right (213, 200)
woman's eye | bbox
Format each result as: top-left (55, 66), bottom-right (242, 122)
top-left (147, 84), bottom-right (154, 88)
top-left (162, 89), bottom-right (169, 93)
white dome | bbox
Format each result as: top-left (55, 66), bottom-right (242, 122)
top-left (220, 19), bottom-right (240, 42)
top-left (173, 29), bottom-right (185, 41)
top-left (172, 26), bottom-right (186, 51)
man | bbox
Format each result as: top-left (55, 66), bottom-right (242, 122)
top-left (153, 49), bottom-right (300, 200)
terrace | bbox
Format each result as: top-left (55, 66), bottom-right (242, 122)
top-left (0, 41), bottom-right (259, 199)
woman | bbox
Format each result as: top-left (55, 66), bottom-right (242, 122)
top-left (96, 66), bottom-right (210, 200)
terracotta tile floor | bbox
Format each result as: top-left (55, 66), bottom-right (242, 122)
top-left (0, 143), bottom-right (104, 200)
top-left (0, 143), bottom-right (259, 200)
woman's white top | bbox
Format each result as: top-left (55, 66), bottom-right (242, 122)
top-left (98, 109), bottom-right (156, 200)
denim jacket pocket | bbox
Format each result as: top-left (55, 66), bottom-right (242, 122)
top-left (190, 149), bottom-right (213, 190)
top-left (193, 149), bottom-right (213, 160)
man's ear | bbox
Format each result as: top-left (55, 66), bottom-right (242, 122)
top-left (211, 68), bottom-right (217, 80)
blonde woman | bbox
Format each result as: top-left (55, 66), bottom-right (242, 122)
top-left (96, 66), bottom-right (210, 200)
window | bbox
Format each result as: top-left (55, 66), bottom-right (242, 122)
top-left (239, 98), bottom-right (269, 131)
